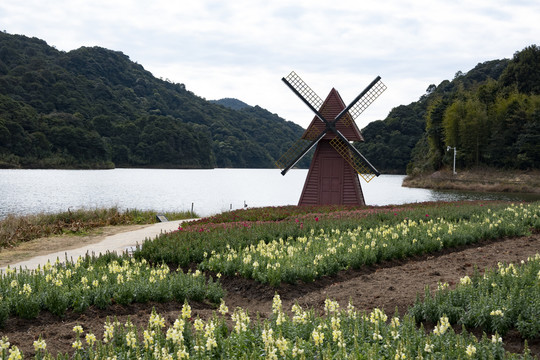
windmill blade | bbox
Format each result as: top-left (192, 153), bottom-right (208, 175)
top-left (329, 136), bottom-right (380, 183)
top-left (283, 71), bottom-right (323, 111)
top-left (276, 128), bottom-right (327, 176)
top-left (335, 76), bottom-right (387, 126)
top-left (282, 72), bottom-right (328, 124)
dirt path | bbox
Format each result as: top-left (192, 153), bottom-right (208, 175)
top-left (0, 224), bottom-right (148, 267)
top-left (0, 220), bottom-right (189, 270)
top-left (2, 233), bottom-right (539, 357)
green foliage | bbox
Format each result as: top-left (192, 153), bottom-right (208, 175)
top-left (409, 45), bottom-right (540, 173)
top-left (0, 254), bottom-right (224, 323)
top-left (499, 45), bottom-right (540, 95)
top-left (136, 201), bottom-right (536, 280)
top-left (410, 252), bottom-right (540, 339)
top-left (198, 203), bottom-right (539, 286)
top-left (3, 297), bottom-right (533, 359)
top-left (356, 103), bottom-right (426, 174)
top-left (0, 32), bottom-right (305, 169)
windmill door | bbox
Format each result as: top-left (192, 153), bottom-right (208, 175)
top-left (320, 156), bottom-right (343, 204)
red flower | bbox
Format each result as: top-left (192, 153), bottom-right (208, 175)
top-left (315, 217), bottom-right (319, 222)
top-left (426, 214), bottom-right (429, 217)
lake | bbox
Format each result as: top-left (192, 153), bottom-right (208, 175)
top-left (0, 168), bottom-right (537, 219)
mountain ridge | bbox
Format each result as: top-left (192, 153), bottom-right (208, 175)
top-left (0, 32), bottom-right (307, 169)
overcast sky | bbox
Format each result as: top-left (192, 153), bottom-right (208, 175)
top-left (1, 0), bottom-right (538, 128)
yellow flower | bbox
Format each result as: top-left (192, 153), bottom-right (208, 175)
top-left (7, 346), bottom-right (22, 360)
top-left (73, 325), bottom-right (84, 335)
top-left (218, 300), bottom-right (228, 315)
top-left (85, 333), bottom-right (96, 346)
top-left (311, 329), bottom-right (324, 346)
top-left (465, 344), bottom-right (476, 357)
top-left (125, 331), bottom-right (137, 349)
top-left (149, 311), bottom-right (166, 329)
top-left (433, 316), bottom-right (450, 336)
top-left (33, 338), bottom-right (47, 351)
top-left (181, 302), bottom-right (192, 319)
top-left (0, 336), bottom-right (10, 350)
top-left (20, 283), bottom-right (32, 296)
top-left (194, 318), bottom-right (204, 331)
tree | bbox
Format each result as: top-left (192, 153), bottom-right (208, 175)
top-left (499, 45), bottom-right (540, 95)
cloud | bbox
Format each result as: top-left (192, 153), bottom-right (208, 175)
top-left (1, 0), bottom-right (539, 127)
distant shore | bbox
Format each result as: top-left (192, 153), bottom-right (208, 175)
top-left (402, 168), bottom-right (540, 194)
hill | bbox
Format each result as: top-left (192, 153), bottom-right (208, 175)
top-left (355, 58), bottom-right (511, 174)
top-left (357, 45), bottom-right (539, 175)
top-left (0, 32), bottom-right (306, 169)
top-left (210, 98), bottom-right (251, 110)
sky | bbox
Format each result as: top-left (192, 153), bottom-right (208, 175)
top-left (1, 0), bottom-right (539, 129)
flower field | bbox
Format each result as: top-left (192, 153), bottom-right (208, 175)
top-left (2, 296), bottom-right (536, 359)
top-left (0, 254), bottom-right (223, 326)
top-left (410, 253), bottom-right (540, 338)
top-left (0, 201), bottom-right (539, 358)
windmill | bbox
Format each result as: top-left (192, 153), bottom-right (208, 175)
top-left (276, 71), bottom-right (386, 206)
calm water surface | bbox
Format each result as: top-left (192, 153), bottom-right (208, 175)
top-left (0, 169), bottom-right (537, 219)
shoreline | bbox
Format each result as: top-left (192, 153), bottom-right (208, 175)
top-left (402, 168), bottom-right (540, 194)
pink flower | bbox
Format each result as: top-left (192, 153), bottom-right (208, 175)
top-left (315, 217), bottom-right (319, 222)
top-left (425, 214), bottom-right (429, 217)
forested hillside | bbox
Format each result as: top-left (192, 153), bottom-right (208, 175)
top-left (1, 31), bottom-right (537, 173)
top-left (357, 44), bottom-right (539, 175)
top-left (408, 45), bottom-right (540, 174)
top-left (0, 32), bottom-right (305, 169)
top-left (356, 58), bottom-right (514, 173)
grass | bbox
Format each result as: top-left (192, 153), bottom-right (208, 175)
top-left (0, 207), bottom-right (197, 249)
top-left (403, 168), bottom-right (540, 194)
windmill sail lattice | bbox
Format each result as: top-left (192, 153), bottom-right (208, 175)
top-left (329, 137), bottom-right (377, 182)
top-left (342, 79), bottom-right (387, 127)
top-left (283, 71), bottom-right (323, 112)
top-left (275, 126), bottom-right (320, 170)
top-left (276, 71), bottom-right (386, 206)
top-left (277, 72), bottom-right (385, 179)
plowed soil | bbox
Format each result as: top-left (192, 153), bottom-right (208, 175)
top-left (2, 233), bottom-right (540, 358)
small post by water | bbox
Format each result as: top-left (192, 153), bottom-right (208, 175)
top-left (191, 202), bottom-right (194, 215)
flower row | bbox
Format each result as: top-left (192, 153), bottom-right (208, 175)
top-left (0, 255), bottom-right (224, 326)
top-left (136, 201), bottom-right (523, 267)
top-left (410, 253), bottom-right (540, 338)
top-left (2, 295), bottom-right (535, 359)
top-left (199, 203), bottom-right (539, 286)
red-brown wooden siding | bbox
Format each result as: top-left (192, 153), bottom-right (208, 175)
top-left (301, 88), bottom-right (364, 142)
top-left (298, 140), bottom-right (365, 206)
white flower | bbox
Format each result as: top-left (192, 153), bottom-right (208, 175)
top-left (491, 334), bottom-right (502, 343)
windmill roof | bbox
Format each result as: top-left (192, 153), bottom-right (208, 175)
top-left (301, 88), bottom-right (364, 142)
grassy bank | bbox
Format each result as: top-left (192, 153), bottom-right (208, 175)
top-left (403, 168), bottom-right (540, 194)
top-left (0, 207), bottom-right (197, 249)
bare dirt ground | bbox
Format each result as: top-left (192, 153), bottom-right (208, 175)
top-left (1, 231), bottom-right (539, 358)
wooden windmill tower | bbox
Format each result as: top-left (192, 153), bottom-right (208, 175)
top-left (276, 71), bottom-right (386, 206)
